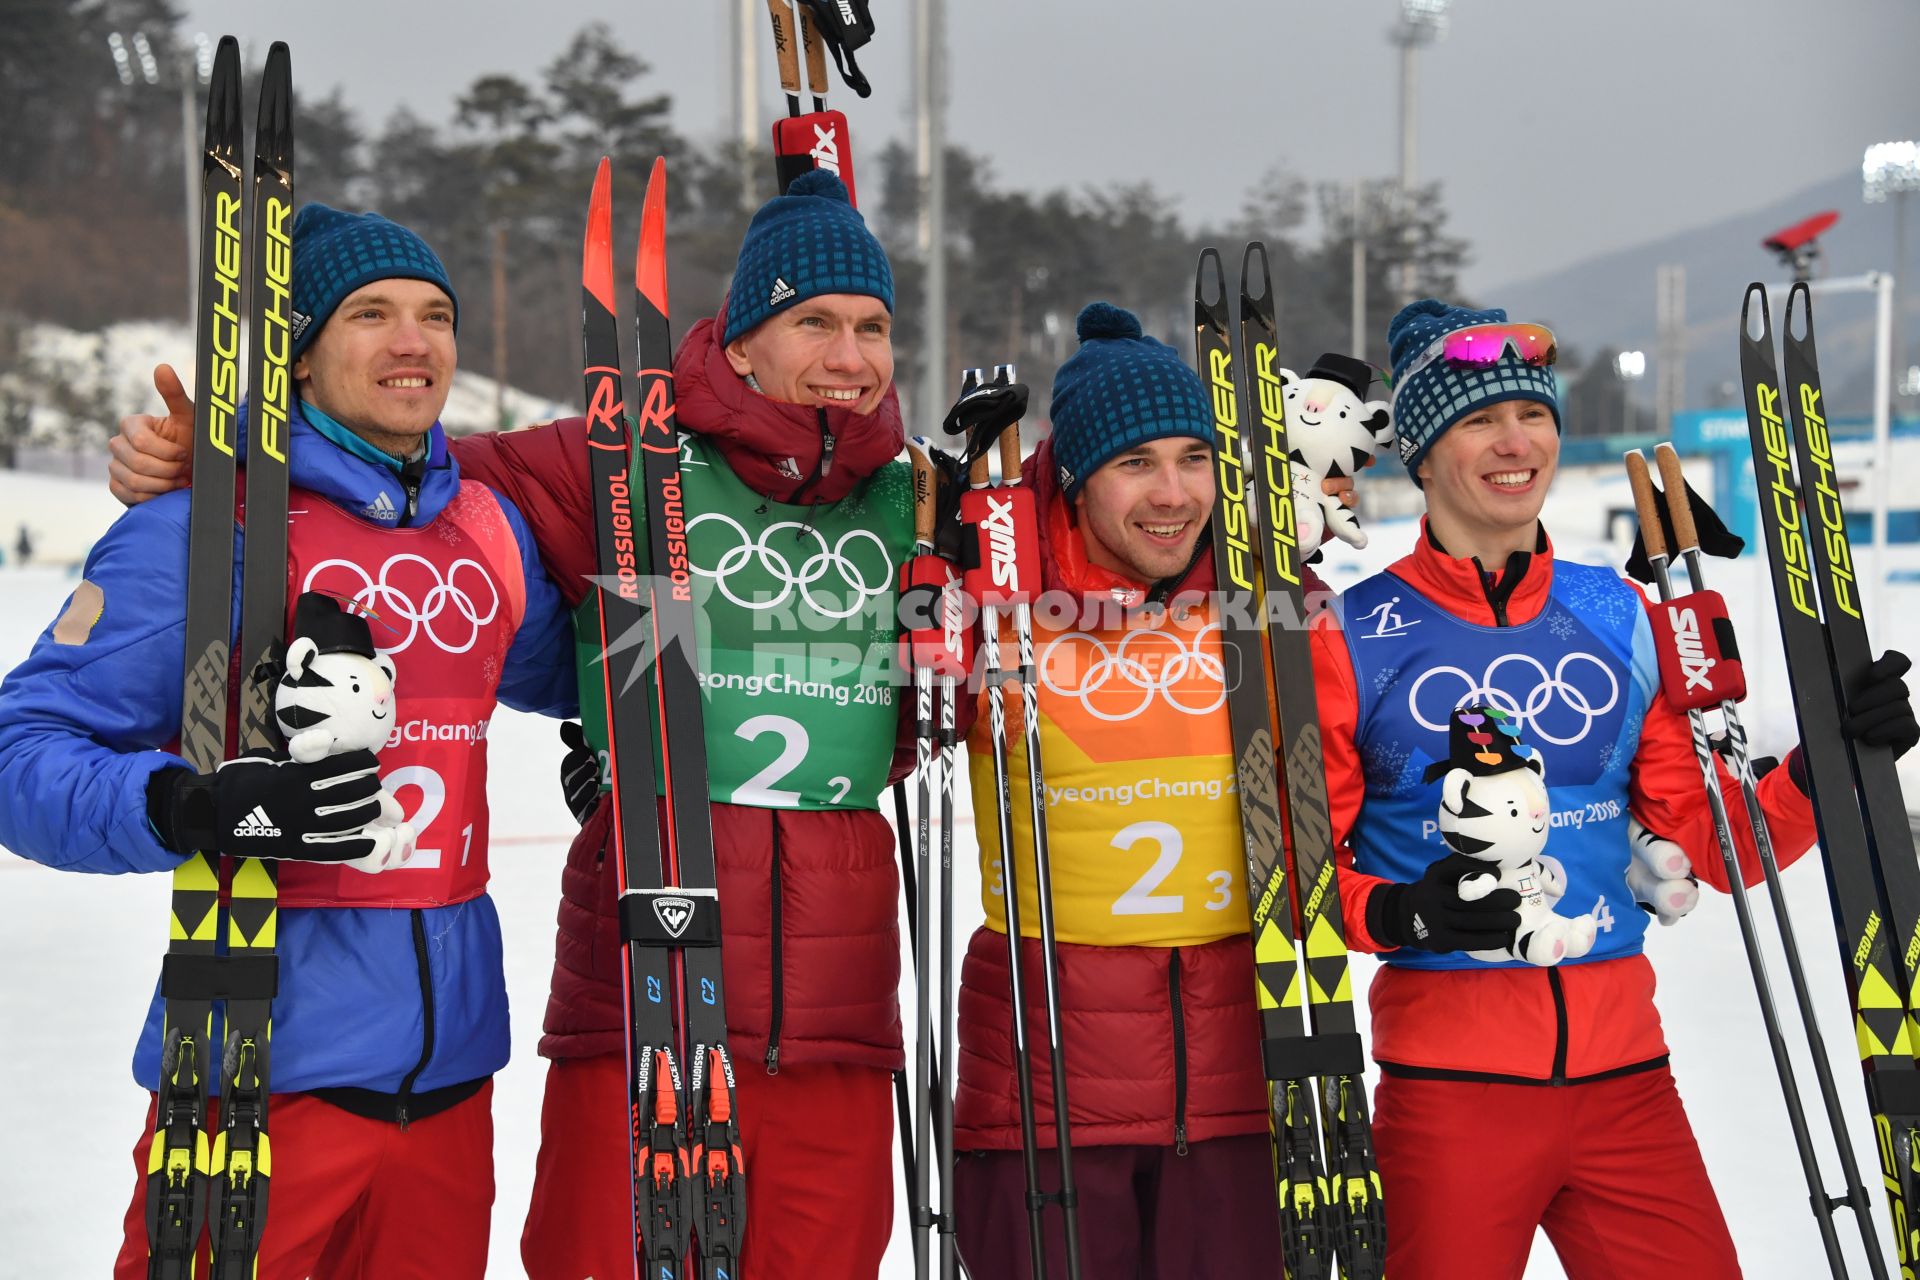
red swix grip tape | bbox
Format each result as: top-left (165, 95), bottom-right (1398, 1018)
top-left (960, 485), bottom-right (1040, 607)
top-left (1654, 589), bottom-right (1746, 710)
top-left (899, 553), bottom-right (970, 678)
top-left (772, 111), bottom-right (857, 204)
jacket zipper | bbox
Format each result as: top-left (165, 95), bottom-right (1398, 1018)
top-left (765, 814), bottom-right (786, 1074)
top-left (1168, 950), bottom-right (1190, 1155)
top-left (399, 454), bottom-right (427, 523)
top-left (1548, 967), bottom-right (1570, 1084)
top-left (396, 908), bottom-right (436, 1127)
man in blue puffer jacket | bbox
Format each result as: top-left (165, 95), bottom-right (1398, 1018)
top-left (0, 205), bottom-right (575, 1278)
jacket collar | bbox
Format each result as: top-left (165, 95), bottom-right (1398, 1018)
top-left (1388, 517), bottom-right (1554, 626)
top-left (237, 397), bottom-right (459, 529)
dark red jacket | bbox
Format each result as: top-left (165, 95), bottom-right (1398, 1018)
top-left (1318, 522), bottom-right (1819, 1082)
top-left (953, 440), bottom-right (1284, 1152)
top-left (451, 314), bottom-right (912, 1073)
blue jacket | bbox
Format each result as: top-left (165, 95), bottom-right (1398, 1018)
top-left (0, 402), bottom-right (577, 1095)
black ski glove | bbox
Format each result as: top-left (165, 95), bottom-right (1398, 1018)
top-left (146, 750), bottom-right (391, 862)
top-left (558, 721), bottom-right (603, 825)
top-left (1843, 650), bottom-right (1918, 760)
top-left (1366, 851), bottom-right (1522, 954)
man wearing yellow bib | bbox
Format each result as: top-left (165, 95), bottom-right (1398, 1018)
top-left (952, 303), bottom-right (1284, 1278)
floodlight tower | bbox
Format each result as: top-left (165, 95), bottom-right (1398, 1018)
top-left (109, 30), bottom-right (213, 322)
top-left (1390, 0), bottom-right (1448, 302)
top-left (1864, 141), bottom-right (1920, 399)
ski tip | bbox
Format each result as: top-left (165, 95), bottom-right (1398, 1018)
top-left (207, 36), bottom-right (243, 150)
top-left (257, 43), bottom-right (293, 157)
top-left (636, 157), bottom-right (668, 313)
top-left (1784, 279), bottom-right (1814, 343)
top-left (583, 158), bottom-right (614, 310)
top-left (1740, 282), bottom-right (1770, 345)
top-left (1240, 240), bottom-right (1270, 293)
top-left (1194, 247), bottom-right (1227, 320)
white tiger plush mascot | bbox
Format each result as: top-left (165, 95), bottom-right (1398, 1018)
top-left (1428, 705), bottom-right (1597, 967)
top-left (1281, 353), bottom-right (1394, 553)
top-left (273, 592), bottom-right (416, 874)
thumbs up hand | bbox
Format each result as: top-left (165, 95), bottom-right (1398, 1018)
top-left (108, 364), bottom-right (196, 506)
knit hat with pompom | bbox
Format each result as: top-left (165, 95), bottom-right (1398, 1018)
top-left (1047, 301), bottom-right (1212, 501)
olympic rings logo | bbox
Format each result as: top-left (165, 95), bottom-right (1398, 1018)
top-left (1039, 624), bottom-right (1228, 722)
top-left (684, 512), bottom-right (893, 621)
top-left (1408, 652), bottom-right (1620, 747)
top-left (301, 555), bottom-right (501, 655)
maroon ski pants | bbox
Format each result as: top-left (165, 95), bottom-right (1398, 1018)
top-left (953, 1132), bottom-right (1283, 1279)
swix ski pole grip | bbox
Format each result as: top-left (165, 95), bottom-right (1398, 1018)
top-left (999, 424), bottom-right (1022, 490)
top-left (767, 0), bottom-right (801, 104)
top-left (800, 6), bottom-right (830, 105)
top-left (1655, 444), bottom-right (1700, 556)
top-left (1625, 451), bottom-right (1666, 562)
top-left (772, 111), bottom-right (857, 202)
top-left (961, 473), bottom-right (1040, 610)
top-left (1655, 589), bottom-right (1747, 709)
top-left (902, 446), bottom-right (965, 678)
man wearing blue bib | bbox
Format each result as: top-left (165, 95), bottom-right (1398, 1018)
top-left (1313, 299), bottom-right (1916, 1279)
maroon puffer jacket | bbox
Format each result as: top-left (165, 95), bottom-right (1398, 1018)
top-left (451, 314), bottom-right (912, 1073)
top-left (953, 440), bottom-right (1331, 1152)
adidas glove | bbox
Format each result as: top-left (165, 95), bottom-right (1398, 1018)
top-left (1366, 851), bottom-right (1523, 954)
top-left (558, 721), bottom-right (602, 825)
top-left (147, 750), bottom-right (399, 863)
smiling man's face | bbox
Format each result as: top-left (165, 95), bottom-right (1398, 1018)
top-left (293, 277), bottom-right (456, 456)
top-left (724, 294), bottom-right (894, 415)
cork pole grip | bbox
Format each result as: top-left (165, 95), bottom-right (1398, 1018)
top-left (1625, 451), bottom-right (1667, 562)
top-left (999, 425), bottom-right (1022, 486)
top-left (1654, 444), bottom-right (1699, 555)
top-left (970, 450), bottom-right (990, 488)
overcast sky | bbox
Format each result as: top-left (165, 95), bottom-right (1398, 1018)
top-left (178, 0), bottom-right (1918, 294)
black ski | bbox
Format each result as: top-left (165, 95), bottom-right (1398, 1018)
top-left (1231, 246), bottom-right (1384, 1280)
top-left (207, 40), bottom-right (294, 1277)
top-left (149, 37), bottom-right (244, 1279)
top-left (1740, 282), bottom-right (1920, 1273)
top-left (633, 156), bottom-right (744, 1280)
top-left (581, 157), bottom-right (695, 1279)
top-left (1196, 247), bottom-right (1336, 1280)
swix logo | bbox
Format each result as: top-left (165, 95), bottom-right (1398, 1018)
top-left (982, 494), bottom-right (1021, 591)
top-left (1796, 385), bottom-right (1860, 620)
top-left (1753, 382), bottom-right (1817, 620)
top-left (1667, 606), bottom-right (1716, 693)
top-left (809, 122), bottom-right (842, 175)
top-left (836, 0), bottom-right (857, 21)
top-left (653, 895), bottom-right (695, 939)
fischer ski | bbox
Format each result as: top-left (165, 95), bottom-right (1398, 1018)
top-left (207, 40), bottom-right (295, 1277)
top-left (1739, 282), bottom-right (1920, 1275)
top-left (148, 38), bottom-right (295, 1278)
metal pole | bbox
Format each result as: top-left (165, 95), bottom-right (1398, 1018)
top-left (1397, 42), bottom-right (1416, 305)
top-left (492, 222), bottom-right (509, 429)
top-left (180, 60), bottom-right (198, 325)
top-left (1350, 180), bottom-right (1367, 358)
top-left (917, 0), bottom-right (947, 437)
top-left (1873, 270), bottom-right (1894, 643)
top-left (737, 0), bottom-right (759, 210)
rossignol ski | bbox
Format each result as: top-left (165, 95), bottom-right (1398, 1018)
top-left (148, 38), bottom-right (294, 1279)
top-left (1626, 445), bottom-right (1879, 1279)
top-left (582, 156), bottom-right (692, 1278)
top-left (581, 155), bottom-right (744, 1280)
top-left (1740, 281), bottom-right (1920, 1275)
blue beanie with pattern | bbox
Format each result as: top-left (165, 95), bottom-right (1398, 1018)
top-left (722, 170), bottom-right (894, 346)
top-left (290, 203), bottom-right (458, 359)
top-left (1048, 302), bottom-right (1212, 501)
top-left (1386, 298), bottom-right (1560, 486)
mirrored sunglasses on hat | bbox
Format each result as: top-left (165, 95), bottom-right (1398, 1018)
top-left (1391, 322), bottom-right (1558, 412)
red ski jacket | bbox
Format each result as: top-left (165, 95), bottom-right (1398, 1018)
top-left (1321, 522), bottom-right (1820, 1084)
top-left (451, 312), bottom-right (914, 1073)
top-left (953, 441), bottom-right (1336, 1152)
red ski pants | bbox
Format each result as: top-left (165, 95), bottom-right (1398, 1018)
top-left (520, 1052), bottom-right (895, 1280)
top-left (1374, 1067), bottom-right (1741, 1279)
top-left (113, 1084), bottom-right (495, 1280)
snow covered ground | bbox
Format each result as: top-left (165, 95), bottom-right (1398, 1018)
top-left (1, 480), bottom-right (1917, 1275)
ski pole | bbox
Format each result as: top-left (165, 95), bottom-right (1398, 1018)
top-left (798, 2), bottom-right (829, 113)
top-left (1627, 449), bottom-right (1853, 1279)
top-left (766, 0), bottom-right (803, 117)
top-left (930, 445), bottom-right (970, 1280)
top-left (904, 441), bottom-right (944, 1280)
